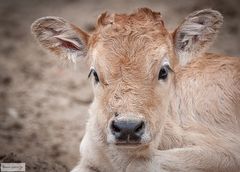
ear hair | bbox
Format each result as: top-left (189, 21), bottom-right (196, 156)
top-left (173, 9), bottom-right (223, 65)
top-left (31, 16), bottom-right (89, 63)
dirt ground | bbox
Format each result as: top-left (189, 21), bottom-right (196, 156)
top-left (0, 0), bottom-right (239, 171)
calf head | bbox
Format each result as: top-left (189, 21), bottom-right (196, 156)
top-left (31, 8), bottom-right (223, 149)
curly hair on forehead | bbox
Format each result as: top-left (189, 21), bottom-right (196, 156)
top-left (96, 8), bottom-right (164, 29)
top-left (86, 8), bottom-right (170, 68)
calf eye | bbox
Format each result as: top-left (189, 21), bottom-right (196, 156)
top-left (158, 65), bottom-right (171, 80)
top-left (88, 69), bottom-right (99, 83)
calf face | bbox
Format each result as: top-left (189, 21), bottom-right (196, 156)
top-left (31, 8), bottom-right (223, 148)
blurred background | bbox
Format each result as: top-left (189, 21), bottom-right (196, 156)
top-left (0, 0), bottom-right (239, 171)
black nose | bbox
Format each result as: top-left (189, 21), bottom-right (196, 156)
top-left (110, 119), bottom-right (145, 143)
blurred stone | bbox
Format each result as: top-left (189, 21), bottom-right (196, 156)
top-left (2, 76), bottom-right (12, 85)
top-left (7, 108), bottom-right (18, 119)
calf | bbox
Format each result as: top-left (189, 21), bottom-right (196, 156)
top-left (31, 8), bottom-right (240, 172)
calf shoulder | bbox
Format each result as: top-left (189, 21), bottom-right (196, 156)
top-left (172, 53), bottom-right (240, 131)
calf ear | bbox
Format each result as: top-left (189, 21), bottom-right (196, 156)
top-left (31, 16), bottom-right (89, 63)
top-left (173, 9), bottom-right (223, 65)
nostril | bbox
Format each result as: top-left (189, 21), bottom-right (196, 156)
top-left (114, 112), bottom-right (119, 117)
top-left (111, 121), bottom-right (121, 133)
top-left (134, 121), bottom-right (145, 133)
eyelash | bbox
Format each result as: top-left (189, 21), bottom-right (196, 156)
top-left (88, 69), bottom-right (99, 83)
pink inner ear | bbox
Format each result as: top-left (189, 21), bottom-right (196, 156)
top-left (58, 38), bottom-right (81, 51)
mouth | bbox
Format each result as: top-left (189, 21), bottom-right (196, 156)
top-left (114, 141), bottom-right (146, 148)
top-left (116, 142), bottom-right (141, 145)
top-left (112, 142), bottom-right (151, 152)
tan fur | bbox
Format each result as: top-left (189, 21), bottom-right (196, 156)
top-left (31, 8), bottom-right (240, 172)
